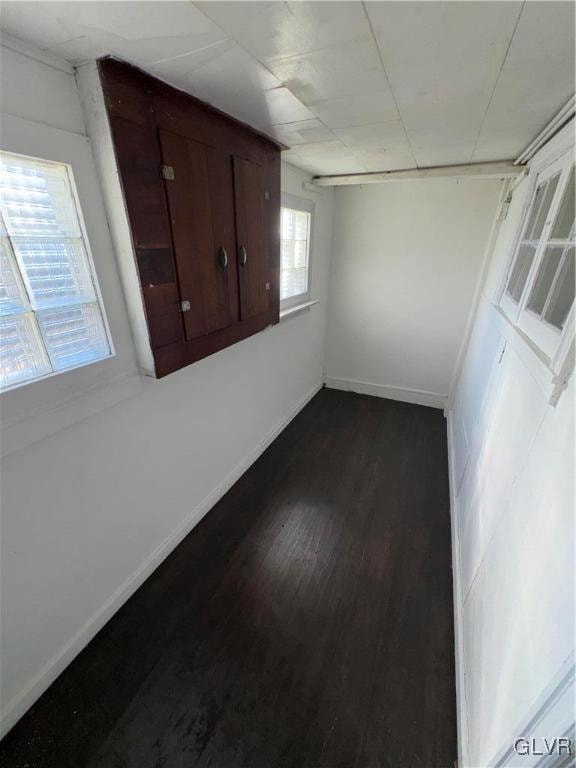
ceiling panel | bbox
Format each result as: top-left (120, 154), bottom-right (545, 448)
top-left (0, 2), bottom-right (74, 49)
top-left (472, 1), bottom-right (576, 161)
top-left (269, 119), bottom-right (335, 146)
top-left (266, 40), bottom-right (389, 104)
top-left (195, 1), bottom-right (371, 62)
top-left (307, 92), bottom-right (399, 129)
top-left (283, 141), bottom-right (366, 175)
top-left (174, 44), bottom-right (281, 123)
top-left (353, 151), bottom-right (417, 173)
top-left (1, 0), bottom-right (574, 176)
top-left (2, 2), bottom-right (228, 66)
top-left (366, 1), bottom-right (524, 162)
top-left (334, 121), bottom-right (411, 154)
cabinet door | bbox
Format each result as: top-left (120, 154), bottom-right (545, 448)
top-left (233, 155), bottom-right (270, 319)
top-left (159, 129), bottom-right (236, 339)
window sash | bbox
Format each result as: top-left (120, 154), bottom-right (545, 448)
top-left (280, 193), bottom-right (314, 310)
top-left (500, 148), bottom-right (575, 361)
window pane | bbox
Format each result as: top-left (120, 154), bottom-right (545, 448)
top-left (281, 267), bottom-right (307, 299)
top-left (0, 238), bottom-right (29, 316)
top-left (506, 244), bottom-right (536, 301)
top-left (522, 182), bottom-right (546, 240)
top-left (528, 174), bottom-right (560, 241)
top-left (294, 239), bottom-right (307, 268)
top-left (13, 238), bottom-right (95, 309)
top-left (544, 245), bottom-right (575, 330)
top-left (550, 166), bottom-right (575, 240)
top-left (527, 245), bottom-right (564, 316)
top-left (281, 238), bottom-right (295, 269)
top-left (294, 210), bottom-right (310, 240)
top-left (0, 154), bottom-right (81, 237)
top-left (0, 312), bottom-right (50, 388)
top-left (281, 208), bottom-right (295, 240)
top-left (38, 302), bottom-right (110, 371)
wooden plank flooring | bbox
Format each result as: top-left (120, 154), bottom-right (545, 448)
top-left (0, 389), bottom-right (456, 767)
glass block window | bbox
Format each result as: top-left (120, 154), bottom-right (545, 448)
top-left (280, 203), bottom-right (312, 306)
top-left (0, 152), bottom-right (112, 391)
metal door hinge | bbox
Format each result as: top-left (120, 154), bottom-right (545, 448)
top-left (180, 300), bottom-right (191, 312)
top-left (161, 165), bottom-right (175, 180)
top-left (264, 190), bottom-right (270, 200)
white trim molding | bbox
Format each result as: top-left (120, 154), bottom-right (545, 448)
top-left (324, 376), bottom-right (446, 410)
top-left (447, 410), bottom-right (471, 768)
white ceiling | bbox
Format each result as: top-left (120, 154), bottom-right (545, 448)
top-left (1, 1), bottom-right (574, 176)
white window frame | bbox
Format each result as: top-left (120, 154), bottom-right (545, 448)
top-left (498, 131), bottom-right (575, 369)
top-left (280, 192), bottom-right (314, 311)
top-left (1, 107), bottom-right (141, 459)
top-left (1, 151), bottom-right (115, 392)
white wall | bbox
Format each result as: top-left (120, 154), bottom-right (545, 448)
top-left (0, 38), bottom-right (334, 735)
top-left (448, 127), bottom-right (575, 766)
top-left (324, 179), bottom-right (502, 408)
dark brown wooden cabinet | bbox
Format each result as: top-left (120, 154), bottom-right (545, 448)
top-left (98, 58), bottom-right (283, 378)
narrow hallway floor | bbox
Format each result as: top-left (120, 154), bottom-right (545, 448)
top-left (1, 389), bottom-right (456, 768)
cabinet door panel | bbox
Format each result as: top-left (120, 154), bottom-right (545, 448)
top-left (206, 147), bottom-right (240, 325)
top-left (233, 156), bottom-right (270, 319)
top-left (159, 129), bottom-right (232, 339)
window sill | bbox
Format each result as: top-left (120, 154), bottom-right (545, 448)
top-left (279, 299), bottom-right (319, 321)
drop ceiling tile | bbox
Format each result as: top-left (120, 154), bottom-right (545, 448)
top-left (413, 146), bottom-right (475, 168)
top-left (195, 1), bottom-right (371, 62)
top-left (352, 151), bottom-right (417, 173)
top-left (167, 43), bottom-right (281, 124)
top-left (1, 2), bottom-right (74, 49)
top-left (472, 1), bottom-right (576, 161)
top-left (147, 40), bottom-right (237, 87)
top-left (259, 88), bottom-right (316, 126)
top-left (366, 1), bottom-right (524, 158)
top-left (283, 140), bottom-right (367, 175)
top-left (270, 119), bottom-right (335, 147)
top-left (46, 35), bottom-right (112, 63)
top-left (398, 95), bottom-right (485, 154)
top-left (267, 40), bottom-right (388, 103)
top-left (286, 154), bottom-right (367, 176)
top-left (4, 2), bottom-right (229, 66)
top-left (367, 1), bottom-right (522, 98)
top-left (334, 121), bottom-right (411, 154)
top-left (307, 92), bottom-right (399, 129)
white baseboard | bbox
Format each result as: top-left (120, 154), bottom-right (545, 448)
top-left (0, 382), bottom-right (323, 738)
top-left (324, 375), bottom-right (447, 410)
top-left (447, 410), bottom-right (470, 768)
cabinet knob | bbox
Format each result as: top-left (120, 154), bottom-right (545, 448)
top-left (218, 247), bottom-right (228, 269)
top-left (239, 245), bottom-right (247, 266)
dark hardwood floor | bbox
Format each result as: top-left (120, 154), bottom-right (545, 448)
top-left (1, 389), bottom-right (456, 768)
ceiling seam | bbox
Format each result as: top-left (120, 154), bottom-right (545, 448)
top-left (360, 0), bottom-right (419, 170)
top-left (468, 1), bottom-right (526, 163)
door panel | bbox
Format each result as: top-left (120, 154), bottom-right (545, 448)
top-left (206, 147), bottom-right (240, 325)
top-left (159, 129), bottom-right (233, 339)
top-left (233, 156), bottom-right (270, 319)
